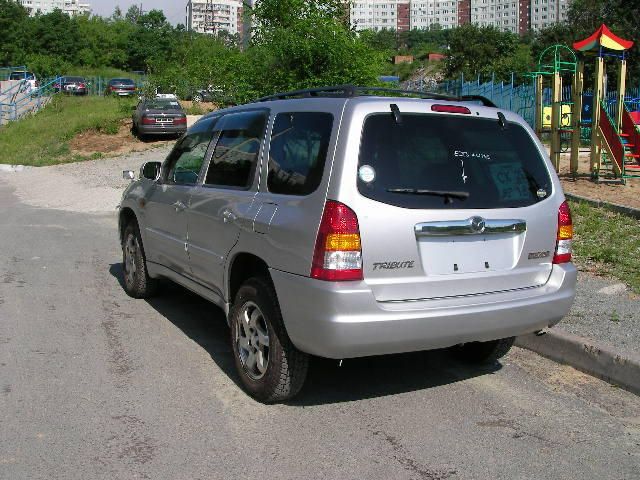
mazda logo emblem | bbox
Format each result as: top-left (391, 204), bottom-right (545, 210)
top-left (470, 216), bottom-right (486, 234)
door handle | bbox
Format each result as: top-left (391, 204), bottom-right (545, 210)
top-left (222, 209), bottom-right (238, 223)
top-left (173, 200), bottom-right (187, 212)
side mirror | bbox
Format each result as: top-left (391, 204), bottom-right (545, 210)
top-left (123, 170), bottom-right (135, 181)
top-left (141, 162), bottom-right (161, 181)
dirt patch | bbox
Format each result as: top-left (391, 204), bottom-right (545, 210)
top-left (69, 119), bottom-right (175, 157)
top-left (556, 149), bottom-right (640, 210)
top-left (180, 101), bottom-right (218, 113)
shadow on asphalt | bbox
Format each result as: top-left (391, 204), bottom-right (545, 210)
top-left (110, 263), bottom-right (502, 406)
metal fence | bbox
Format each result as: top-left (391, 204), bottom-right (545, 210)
top-left (430, 74), bottom-right (640, 130)
top-left (0, 77), bottom-right (61, 125)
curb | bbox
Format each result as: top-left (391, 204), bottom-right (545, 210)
top-left (516, 329), bottom-right (640, 396)
top-left (0, 164), bottom-right (30, 172)
top-left (565, 192), bottom-right (640, 220)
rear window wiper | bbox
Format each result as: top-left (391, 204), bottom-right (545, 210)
top-left (386, 188), bottom-right (469, 204)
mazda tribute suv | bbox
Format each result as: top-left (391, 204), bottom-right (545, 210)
top-left (118, 86), bottom-right (577, 402)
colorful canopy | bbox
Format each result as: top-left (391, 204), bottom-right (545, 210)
top-left (573, 24), bottom-right (633, 52)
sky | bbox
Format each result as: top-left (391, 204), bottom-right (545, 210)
top-left (91, 0), bottom-right (186, 25)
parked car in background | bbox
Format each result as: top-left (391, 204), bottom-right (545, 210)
top-left (132, 97), bottom-right (187, 139)
top-left (54, 76), bottom-right (88, 95)
top-left (9, 71), bottom-right (38, 90)
top-left (183, 85), bottom-right (224, 103)
top-left (106, 78), bottom-right (137, 97)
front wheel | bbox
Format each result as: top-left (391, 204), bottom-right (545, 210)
top-left (122, 221), bottom-right (157, 298)
top-left (230, 277), bottom-right (309, 403)
top-left (453, 337), bottom-right (515, 364)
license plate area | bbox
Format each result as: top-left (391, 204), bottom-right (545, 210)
top-left (417, 233), bottom-right (523, 275)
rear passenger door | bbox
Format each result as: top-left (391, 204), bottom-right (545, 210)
top-left (186, 110), bottom-right (268, 297)
top-left (254, 111), bottom-right (335, 275)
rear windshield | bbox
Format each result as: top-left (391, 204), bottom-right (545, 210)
top-left (144, 99), bottom-right (181, 110)
top-left (357, 113), bottom-right (552, 209)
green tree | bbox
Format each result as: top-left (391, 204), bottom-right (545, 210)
top-left (126, 9), bottom-right (175, 71)
top-left (149, 33), bottom-right (241, 99)
top-left (444, 24), bottom-right (527, 82)
top-left (30, 9), bottom-right (80, 63)
top-left (245, 0), bottom-right (385, 100)
top-left (0, 0), bottom-right (30, 65)
top-left (252, 0), bottom-right (348, 38)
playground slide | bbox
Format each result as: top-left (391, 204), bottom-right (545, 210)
top-left (598, 107), bottom-right (625, 174)
top-left (622, 105), bottom-right (640, 169)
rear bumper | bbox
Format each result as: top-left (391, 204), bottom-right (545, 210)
top-left (137, 124), bottom-right (186, 136)
top-left (271, 263), bottom-right (577, 359)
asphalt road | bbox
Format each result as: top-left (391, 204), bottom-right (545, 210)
top-left (1, 179), bottom-right (639, 480)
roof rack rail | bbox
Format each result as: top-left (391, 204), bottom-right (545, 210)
top-left (255, 85), bottom-right (497, 104)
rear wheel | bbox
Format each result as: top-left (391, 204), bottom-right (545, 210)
top-left (230, 277), bottom-right (309, 403)
top-left (122, 221), bottom-right (157, 298)
top-left (453, 337), bottom-right (515, 364)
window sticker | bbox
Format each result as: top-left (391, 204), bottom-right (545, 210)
top-left (489, 163), bottom-right (531, 201)
top-left (358, 165), bottom-right (376, 183)
top-left (453, 150), bottom-right (492, 161)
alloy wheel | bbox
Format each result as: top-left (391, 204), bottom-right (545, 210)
top-left (236, 301), bottom-right (270, 380)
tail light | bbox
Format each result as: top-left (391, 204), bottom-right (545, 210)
top-left (79, 83), bottom-right (86, 89)
top-left (110, 85), bottom-right (117, 91)
top-left (553, 201), bottom-right (573, 264)
top-left (174, 116), bottom-right (187, 125)
top-left (311, 200), bottom-right (363, 281)
top-left (142, 116), bottom-right (156, 125)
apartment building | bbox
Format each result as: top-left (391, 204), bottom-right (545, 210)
top-left (18, 0), bottom-right (90, 16)
top-left (409, 1), bottom-right (459, 30)
top-left (350, 0), bottom-right (569, 33)
top-left (467, 0), bottom-right (529, 34)
top-left (529, 0), bottom-right (569, 30)
top-left (350, 1), bottom-right (407, 32)
top-left (186, 0), bottom-right (245, 36)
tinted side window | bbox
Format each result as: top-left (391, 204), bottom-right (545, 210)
top-left (205, 110), bottom-right (267, 188)
top-left (166, 117), bottom-right (218, 185)
top-left (267, 112), bottom-right (333, 195)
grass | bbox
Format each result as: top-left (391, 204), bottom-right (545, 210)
top-left (184, 103), bottom-right (205, 115)
top-left (569, 199), bottom-right (640, 293)
top-left (0, 95), bottom-right (135, 166)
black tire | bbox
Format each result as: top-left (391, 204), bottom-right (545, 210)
top-left (122, 221), bottom-right (157, 299)
top-left (229, 277), bottom-right (309, 403)
top-left (453, 337), bottom-right (515, 364)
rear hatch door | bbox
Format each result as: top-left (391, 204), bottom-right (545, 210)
top-left (355, 111), bottom-right (558, 301)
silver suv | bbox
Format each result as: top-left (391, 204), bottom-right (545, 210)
top-left (118, 86), bottom-right (577, 402)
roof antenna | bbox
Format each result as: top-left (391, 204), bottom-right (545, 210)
top-left (390, 103), bottom-right (402, 125)
top-left (497, 111), bottom-right (508, 129)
